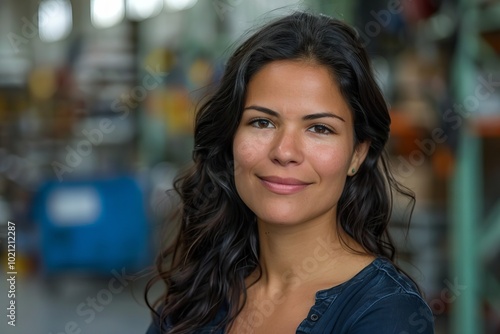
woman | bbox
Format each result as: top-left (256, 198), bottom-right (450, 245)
top-left (145, 12), bottom-right (434, 334)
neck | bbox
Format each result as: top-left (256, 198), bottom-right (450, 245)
top-left (249, 218), bottom-right (371, 294)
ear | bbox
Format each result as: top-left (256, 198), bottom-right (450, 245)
top-left (348, 141), bottom-right (370, 176)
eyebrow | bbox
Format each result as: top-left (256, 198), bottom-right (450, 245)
top-left (243, 105), bottom-right (345, 122)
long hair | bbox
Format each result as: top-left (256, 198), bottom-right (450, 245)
top-left (145, 11), bottom-right (415, 333)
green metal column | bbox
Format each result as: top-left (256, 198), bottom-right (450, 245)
top-left (450, 0), bottom-right (483, 332)
top-left (451, 127), bottom-right (482, 334)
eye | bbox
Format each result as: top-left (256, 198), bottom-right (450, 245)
top-left (250, 118), bottom-right (274, 129)
top-left (308, 124), bottom-right (334, 135)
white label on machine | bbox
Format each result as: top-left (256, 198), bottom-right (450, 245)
top-left (48, 187), bottom-right (101, 226)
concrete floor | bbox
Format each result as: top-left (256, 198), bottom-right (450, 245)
top-left (0, 270), bottom-right (157, 334)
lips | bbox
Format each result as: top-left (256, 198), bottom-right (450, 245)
top-left (258, 176), bottom-right (311, 195)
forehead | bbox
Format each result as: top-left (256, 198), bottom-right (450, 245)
top-left (244, 60), bottom-right (352, 121)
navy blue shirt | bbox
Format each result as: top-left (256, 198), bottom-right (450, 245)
top-left (146, 257), bottom-right (434, 333)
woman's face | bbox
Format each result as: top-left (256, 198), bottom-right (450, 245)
top-left (233, 60), bottom-right (368, 227)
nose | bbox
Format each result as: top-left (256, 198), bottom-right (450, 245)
top-left (269, 128), bottom-right (304, 166)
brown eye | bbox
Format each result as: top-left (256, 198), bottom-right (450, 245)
top-left (250, 119), bottom-right (274, 129)
top-left (309, 124), bottom-right (333, 134)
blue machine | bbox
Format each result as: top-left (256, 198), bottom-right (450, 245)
top-left (34, 175), bottom-right (151, 275)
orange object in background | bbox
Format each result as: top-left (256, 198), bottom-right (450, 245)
top-left (472, 115), bottom-right (500, 138)
top-left (389, 109), bottom-right (427, 155)
top-left (482, 29), bottom-right (500, 55)
top-left (390, 108), bottom-right (456, 181)
top-left (432, 145), bottom-right (455, 180)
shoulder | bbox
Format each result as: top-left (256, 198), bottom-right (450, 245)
top-left (349, 292), bottom-right (434, 333)
top-left (325, 257), bottom-right (435, 334)
top-left (332, 257), bottom-right (427, 300)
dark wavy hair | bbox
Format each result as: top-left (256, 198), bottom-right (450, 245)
top-left (145, 11), bottom-right (415, 333)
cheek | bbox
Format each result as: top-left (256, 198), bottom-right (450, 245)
top-left (233, 133), bottom-right (262, 179)
top-left (308, 143), bottom-right (352, 177)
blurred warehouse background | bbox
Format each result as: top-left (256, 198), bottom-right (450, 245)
top-left (0, 0), bottom-right (499, 333)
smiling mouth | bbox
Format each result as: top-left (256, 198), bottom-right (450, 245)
top-left (258, 176), bottom-right (311, 195)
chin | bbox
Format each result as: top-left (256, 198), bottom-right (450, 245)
top-left (256, 210), bottom-right (306, 226)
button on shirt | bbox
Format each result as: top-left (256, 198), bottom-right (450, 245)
top-left (146, 257), bottom-right (435, 334)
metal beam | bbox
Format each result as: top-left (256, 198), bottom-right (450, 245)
top-left (451, 127), bottom-right (483, 334)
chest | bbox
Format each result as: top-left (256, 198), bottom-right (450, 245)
top-left (227, 296), bottom-right (313, 334)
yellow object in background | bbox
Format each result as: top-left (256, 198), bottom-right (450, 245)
top-left (161, 87), bottom-right (194, 134)
top-left (28, 67), bottom-right (57, 100)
